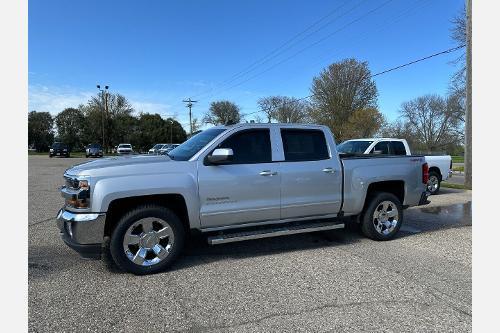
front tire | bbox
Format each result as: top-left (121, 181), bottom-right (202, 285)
top-left (110, 205), bottom-right (185, 275)
top-left (361, 192), bottom-right (403, 241)
top-left (427, 171), bottom-right (441, 195)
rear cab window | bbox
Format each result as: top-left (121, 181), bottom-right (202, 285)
top-left (390, 141), bottom-right (407, 155)
top-left (280, 129), bottom-right (329, 162)
top-left (370, 141), bottom-right (391, 155)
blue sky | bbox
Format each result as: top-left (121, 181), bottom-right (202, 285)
top-left (29, 0), bottom-right (464, 130)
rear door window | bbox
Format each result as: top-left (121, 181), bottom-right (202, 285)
top-left (280, 129), bottom-right (329, 162)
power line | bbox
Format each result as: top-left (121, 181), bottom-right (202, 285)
top-left (201, 0), bottom-right (395, 101)
top-left (190, 0), bottom-right (357, 99)
top-left (196, 0), bottom-right (371, 98)
top-left (243, 45), bottom-right (466, 117)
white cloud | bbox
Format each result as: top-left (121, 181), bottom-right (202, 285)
top-left (28, 85), bottom-right (94, 115)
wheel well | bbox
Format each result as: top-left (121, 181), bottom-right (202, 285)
top-left (104, 194), bottom-right (190, 237)
top-left (365, 180), bottom-right (405, 205)
top-left (428, 167), bottom-right (442, 181)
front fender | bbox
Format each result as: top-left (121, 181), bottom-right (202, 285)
top-left (91, 173), bottom-right (200, 229)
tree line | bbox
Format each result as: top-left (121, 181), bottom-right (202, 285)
top-left (28, 93), bottom-right (187, 152)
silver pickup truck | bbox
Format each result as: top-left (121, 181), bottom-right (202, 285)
top-left (57, 123), bottom-right (430, 274)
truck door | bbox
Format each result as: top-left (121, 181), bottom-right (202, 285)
top-left (197, 128), bottom-right (281, 228)
top-left (278, 128), bottom-right (343, 219)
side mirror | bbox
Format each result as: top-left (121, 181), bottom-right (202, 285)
top-left (206, 148), bottom-right (233, 165)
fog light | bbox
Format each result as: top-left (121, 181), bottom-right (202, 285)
top-left (65, 221), bottom-right (73, 237)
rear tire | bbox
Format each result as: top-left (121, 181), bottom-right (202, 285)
top-left (361, 192), bottom-right (403, 241)
top-left (109, 205), bottom-right (185, 275)
top-left (427, 171), bottom-right (441, 195)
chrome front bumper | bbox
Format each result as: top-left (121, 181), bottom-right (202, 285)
top-left (56, 209), bottom-right (106, 259)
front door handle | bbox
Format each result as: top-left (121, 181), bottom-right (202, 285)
top-left (260, 170), bottom-right (278, 176)
top-left (322, 167), bottom-right (336, 174)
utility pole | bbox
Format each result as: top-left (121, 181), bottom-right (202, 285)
top-left (169, 119), bottom-right (173, 144)
top-left (182, 98), bottom-right (198, 135)
top-left (464, 0), bottom-right (472, 189)
top-left (97, 85), bottom-right (109, 152)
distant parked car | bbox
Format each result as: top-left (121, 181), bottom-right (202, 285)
top-left (49, 142), bottom-right (70, 158)
top-left (159, 143), bottom-right (180, 155)
top-left (117, 143), bottom-right (133, 155)
top-left (85, 143), bottom-right (103, 158)
top-left (148, 143), bottom-right (169, 155)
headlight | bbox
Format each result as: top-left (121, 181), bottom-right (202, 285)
top-left (63, 175), bottom-right (91, 209)
top-left (50, 148), bottom-right (54, 152)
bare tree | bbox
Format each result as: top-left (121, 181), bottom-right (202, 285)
top-left (309, 58), bottom-right (378, 142)
top-left (257, 96), bottom-right (282, 123)
top-left (203, 100), bottom-right (241, 125)
top-left (399, 94), bottom-right (463, 152)
top-left (258, 96), bottom-right (309, 123)
top-left (449, 5), bottom-right (466, 97)
top-left (191, 117), bottom-right (201, 133)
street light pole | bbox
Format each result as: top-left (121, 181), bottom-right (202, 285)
top-left (97, 84), bottom-right (109, 152)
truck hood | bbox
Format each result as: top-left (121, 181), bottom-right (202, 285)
top-left (65, 154), bottom-right (178, 177)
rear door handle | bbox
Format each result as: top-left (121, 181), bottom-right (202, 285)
top-left (260, 170), bottom-right (278, 176)
top-left (322, 167), bottom-right (336, 174)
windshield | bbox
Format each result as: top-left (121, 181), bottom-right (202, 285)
top-left (119, 144), bottom-right (131, 148)
top-left (167, 128), bottom-right (227, 161)
top-left (337, 140), bottom-right (373, 154)
top-left (151, 144), bottom-right (163, 149)
top-left (89, 143), bottom-right (101, 148)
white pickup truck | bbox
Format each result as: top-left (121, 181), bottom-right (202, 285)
top-left (337, 138), bottom-right (452, 194)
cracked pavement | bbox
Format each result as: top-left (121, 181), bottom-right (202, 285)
top-left (29, 156), bottom-right (472, 332)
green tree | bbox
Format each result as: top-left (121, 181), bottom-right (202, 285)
top-left (83, 93), bottom-right (134, 151)
top-left (343, 108), bottom-right (385, 139)
top-left (309, 58), bottom-right (378, 142)
top-left (203, 100), bottom-right (241, 125)
top-left (131, 114), bottom-right (187, 152)
top-left (28, 111), bottom-right (54, 152)
top-left (55, 107), bottom-right (85, 150)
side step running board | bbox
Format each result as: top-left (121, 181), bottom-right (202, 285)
top-left (207, 221), bottom-right (344, 245)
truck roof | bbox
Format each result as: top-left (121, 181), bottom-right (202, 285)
top-left (219, 123), bottom-right (331, 130)
top-left (343, 138), bottom-right (406, 142)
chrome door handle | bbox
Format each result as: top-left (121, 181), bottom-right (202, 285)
top-left (259, 170), bottom-right (278, 176)
top-left (322, 167), bottom-right (336, 174)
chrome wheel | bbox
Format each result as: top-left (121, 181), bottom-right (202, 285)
top-left (372, 200), bottom-right (399, 235)
top-left (427, 175), bottom-right (439, 193)
top-left (123, 217), bottom-right (175, 267)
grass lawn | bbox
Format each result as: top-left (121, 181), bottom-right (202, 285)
top-left (441, 182), bottom-right (470, 190)
top-left (452, 155), bottom-right (464, 163)
top-left (452, 165), bottom-right (464, 172)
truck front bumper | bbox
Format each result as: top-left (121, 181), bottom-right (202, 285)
top-left (418, 191), bottom-right (431, 206)
top-left (56, 209), bottom-right (106, 259)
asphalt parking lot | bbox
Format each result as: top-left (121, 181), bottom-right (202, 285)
top-left (28, 155), bottom-right (472, 332)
